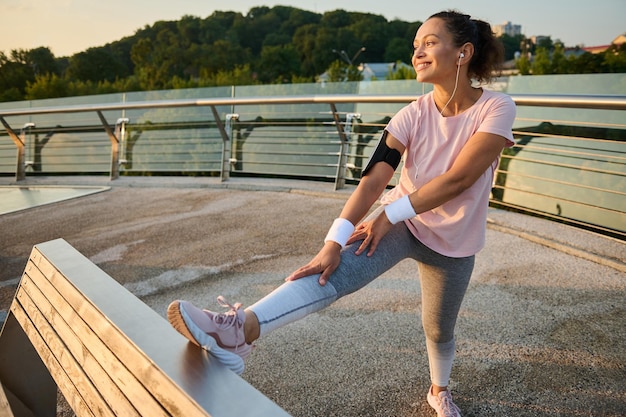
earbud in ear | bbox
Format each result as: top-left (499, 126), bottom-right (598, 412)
top-left (460, 52), bottom-right (465, 58)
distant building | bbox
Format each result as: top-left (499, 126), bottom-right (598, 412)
top-left (614, 33), bottom-right (626, 45)
top-left (357, 62), bottom-right (413, 81)
top-left (493, 21), bottom-right (522, 37)
top-left (579, 33), bottom-right (626, 54)
top-left (582, 44), bottom-right (612, 54)
top-left (530, 35), bottom-right (551, 46)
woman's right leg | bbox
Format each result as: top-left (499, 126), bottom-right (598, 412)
top-left (248, 216), bottom-right (419, 338)
top-left (168, 209), bottom-right (418, 374)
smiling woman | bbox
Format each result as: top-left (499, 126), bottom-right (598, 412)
top-left (165, 9), bottom-right (516, 417)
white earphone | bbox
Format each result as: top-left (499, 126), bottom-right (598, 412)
top-left (443, 52), bottom-right (465, 115)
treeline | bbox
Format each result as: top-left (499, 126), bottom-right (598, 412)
top-left (514, 41), bottom-right (626, 75)
top-left (1, 6), bottom-right (625, 103)
top-left (1, 6), bottom-right (420, 102)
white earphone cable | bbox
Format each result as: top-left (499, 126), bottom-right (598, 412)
top-left (439, 55), bottom-right (463, 116)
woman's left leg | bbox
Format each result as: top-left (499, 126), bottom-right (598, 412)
top-left (416, 245), bottom-right (474, 389)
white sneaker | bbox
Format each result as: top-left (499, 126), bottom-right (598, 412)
top-left (167, 296), bottom-right (253, 375)
top-left (427, 386), bottom-right (462, 417)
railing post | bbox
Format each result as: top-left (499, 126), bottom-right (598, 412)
top-left (19, 123), bottom-right (35, 181)
top-left (330, 104), bottom-right (360, 190)
top-left (329, 104), bottom-right (345, 190)
top-left (97, 111), bottom-right (120, 180)
top-left (116, 118), bottom-right (130, 170)
top-left (223, 114), bottom-right (239, 182)
top-left (344, 112), bottom-right (361, 178)
top-left (0, 118), bottom-right (33, 182)
top-left (211, 105), bottom-right (238, 182)
top-left (21, 123), bottom-right (35, 175)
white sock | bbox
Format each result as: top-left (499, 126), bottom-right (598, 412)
top-left (427, 337), bottom-right (456, 387)
top-left (249, 275), bottom-right (338, 337)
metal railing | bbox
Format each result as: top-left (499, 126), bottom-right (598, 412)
top-left (0, 93), bottom-right (624, 237)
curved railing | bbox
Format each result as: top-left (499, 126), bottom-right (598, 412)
top-left (0, 93), bottom-right (624, 238)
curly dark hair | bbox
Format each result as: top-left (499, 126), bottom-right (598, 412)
top-left (429, 10), bottom-right (504, 84)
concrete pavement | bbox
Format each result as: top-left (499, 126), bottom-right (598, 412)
top-left (0, 176), bottom-right (624, 416)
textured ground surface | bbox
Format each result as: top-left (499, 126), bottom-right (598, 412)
top-left (0, 176), bottom-right (624, 417)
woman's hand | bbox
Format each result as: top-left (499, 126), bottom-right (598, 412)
top-left (285, 210), bottom-right (394, 285)
top-left (285, 241), bottom-right (342, 286)
top-left (348, 211), bottom-right (393, 257)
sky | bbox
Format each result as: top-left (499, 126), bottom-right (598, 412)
top-left (1, 0), bottom-right (624, 57)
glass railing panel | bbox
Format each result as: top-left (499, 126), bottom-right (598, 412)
top-left (0, 76), bottom-right (624, 236)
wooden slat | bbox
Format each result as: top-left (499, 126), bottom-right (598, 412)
top-left (31, 246), bottom-right (212, 417)
top-left (10, 293), bottom-right (96, 417)
top-left (23, 265), bottom-right (147, 417)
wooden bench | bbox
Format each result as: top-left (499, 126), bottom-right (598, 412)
top-left (0, 238), bottom-right (290, 417)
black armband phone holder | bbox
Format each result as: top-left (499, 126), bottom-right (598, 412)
top-left (362, 130), bottom-right (402, 176)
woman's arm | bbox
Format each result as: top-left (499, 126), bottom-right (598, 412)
top-left (351, 130), bottom-right (508, 257)
top-left (406, 131), bottom-right (507, 215)
top-left (286, 134), bottom-right (404, 285)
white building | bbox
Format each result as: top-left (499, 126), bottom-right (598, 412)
top-left (494, 21), bottom-right (522, 37)
top-left (357, 62), bottom-right (413, 81)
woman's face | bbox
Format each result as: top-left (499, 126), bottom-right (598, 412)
top-left (412, 17), bottom-right (460, 84)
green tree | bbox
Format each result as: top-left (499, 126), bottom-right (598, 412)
top-left (177, 15), bottom-right (203, 44)
top-left (320, 9), bottom-right (351, 28)
top-left (277, 7), bottom-right (320, 38)
top-left (130, 38), bottom-right (160, 90)
top-left (313, 26), bottom-right (347, 75)
top-left (570, 52), bottom-right (604, 74)
top-left (499, 34), bottom-right (525, 61)
top-left (603, 43), bottom-right (626, 73)
top-left (25, 47), bottom-right (58, 76)
top-left (326, 60), bottom-right (347, 82)
top-left (386, 19), bottom-right (414, 39)
top-left (551, 43), bottom-right (567, 74)
top-left (197, 11), bottom-right (241, 45)
top-left (206, 64), bottom-right (258, 86)
top-left (236, 6), bottom-right (281, 56)
top-left (130, 25), bottom-right (195, 89)
top-left (531, 47), bottom-right (552, 74)
top-left (66, 47), bottom-right (129, 82)
top-left (516, 53), bottom-right (532, 75)
top-left (324, 60), bottom-right (362, 82)
top-left (348, 14), bottom-right (387, 60)
top-left (201, 40), bottom-right (251, 75)
top-left (25, 73), bottom-right (70, 99)
top-left (385, 37), bottom-right (412, 63)
top-left (346, 65), bottom-right (363, 81)
top-left (0, 50), bottom-right (35, 98)
top-left (292, 24), bottom-right (319, 77)
top-left (386, 62), bottom-right (416, 80)
top-left (257, 44), bottom-right (301, 83)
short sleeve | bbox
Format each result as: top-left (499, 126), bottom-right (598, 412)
top-left (477, 93), bottom-right (516, 147)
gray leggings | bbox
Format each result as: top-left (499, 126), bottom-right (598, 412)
top-left (249, 209), bottom-right (474, 385)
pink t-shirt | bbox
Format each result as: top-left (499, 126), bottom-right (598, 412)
top-left (381, 89), bottom-right (516, 257)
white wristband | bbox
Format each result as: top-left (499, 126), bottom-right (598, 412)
top-left (324, 218), bottom-right (355, 248)
top-left (384, 194), bottom-right (417, 225)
